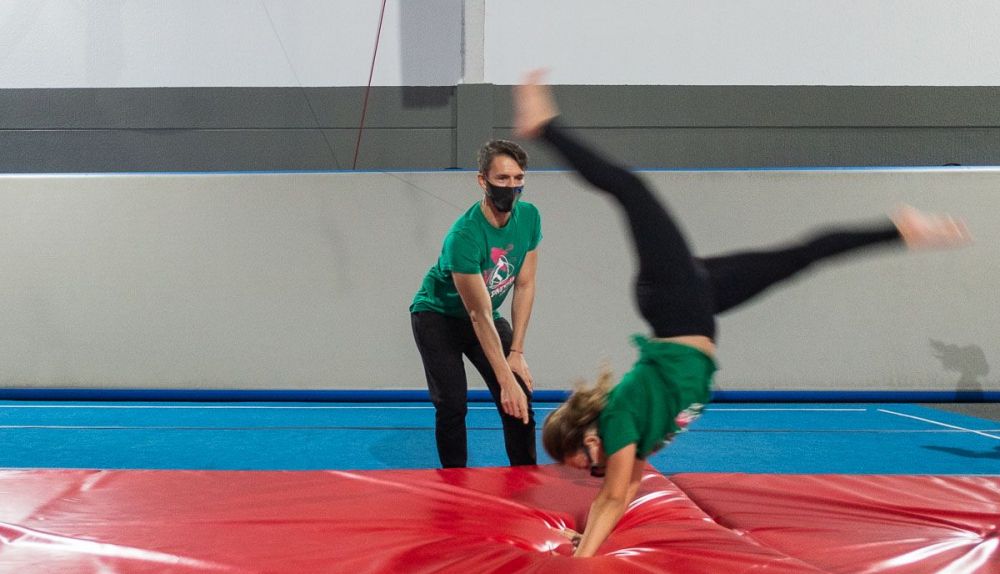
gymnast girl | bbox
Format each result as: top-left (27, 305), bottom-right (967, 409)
top-left (513, 70), bottom-right (972, 557)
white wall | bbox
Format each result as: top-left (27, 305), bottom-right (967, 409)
top-left (2, 1), bottom-right (999, 88)
top-left (0, 0), bottom-right (463, 88)
top-left (1, 169), bottom-right (996, 393)
top-left (486, 0), bottom-right (1000, 85)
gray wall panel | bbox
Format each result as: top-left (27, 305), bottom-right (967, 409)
top-left (304, 87), bottom-right (456, 127)
top-left (2, 86), bottom-right (1000, 172)
top-left (0, 169), bottom-right (996, 393)
top-left (507, 127), bottom-right (1000, 170)
top-left (0, 87), bottom-right (458, 129)
top-left (455, 83), bottom-right (495, 169)
top-left (0, 128), bottom-right (455, 173)
top-left (343, 128), bottom-right (455, 170)
top-left (493, 86), bottom-right (1000, 127)
top-left (0, 130), bottom-right (336, 173)
top-left (0, 88), bottom-right (320, 129)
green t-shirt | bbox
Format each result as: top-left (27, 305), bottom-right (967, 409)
top-left (410, 200), bottom-right (542, 319)
top-left (599, 335), bottom-right (717, 459)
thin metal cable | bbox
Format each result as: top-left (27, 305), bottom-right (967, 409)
top-left (352, 0), bottom-right (389, 169)
top-left (260, 1), bottom-right (341, 168)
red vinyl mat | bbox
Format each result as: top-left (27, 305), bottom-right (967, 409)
top-left (1, 466), bottom-right (997, 573)
top-left (671, 473), bottom-right (1000, 574)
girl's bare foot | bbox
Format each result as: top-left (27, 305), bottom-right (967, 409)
top-left (892, 204), bottom-right (972, 250)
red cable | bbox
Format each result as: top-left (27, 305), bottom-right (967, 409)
top-left (353, 0), bottom-right (389, 169)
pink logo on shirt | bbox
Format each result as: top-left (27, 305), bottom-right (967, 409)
top-left (490, 246), bottom-right (509, 264)
top-left (484, 245), bottom-right (516, 297)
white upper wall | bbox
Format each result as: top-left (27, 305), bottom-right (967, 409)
top-left (0, 0), bottom-right (464, 88)
top-left (1, 0), bottom-right (999, 88)
top-left (486, 0), bottom-right (1000, 86)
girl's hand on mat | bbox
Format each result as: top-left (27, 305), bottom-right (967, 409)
top-left (559, 527), bottom-right (582, 548)
top-left (514, 69), bottom-right (559, 140)
top-left (507, 351), bottom-right (534, 392)
top-left (892, 204), bottom-right (972, 250)
top-left (549, 527), bottom-right (582, 554)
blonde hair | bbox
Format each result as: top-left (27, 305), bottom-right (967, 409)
top-left (542, 365), bottom-right (615, 462)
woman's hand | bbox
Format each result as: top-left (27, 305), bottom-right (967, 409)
top-left (507, 350), bottom-right (534, 392)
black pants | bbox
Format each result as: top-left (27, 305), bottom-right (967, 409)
top-left (411, 311), bottom-right (536, 468)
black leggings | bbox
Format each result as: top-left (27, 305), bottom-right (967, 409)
top-left (699, 226), bottom-right (900, 314)
top-left (539, 120), bottom-right (902, 337)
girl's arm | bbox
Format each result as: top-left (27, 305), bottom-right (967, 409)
top-left (574, 444), bottom-right (644, 557)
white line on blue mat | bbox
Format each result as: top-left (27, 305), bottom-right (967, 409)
top-left (878, 409), bottom-right (1000, 440)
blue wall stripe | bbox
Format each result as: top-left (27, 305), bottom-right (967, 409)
top-left (0, 388), bottom-right (997, 403)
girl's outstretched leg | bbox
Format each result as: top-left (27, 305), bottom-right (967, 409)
top-left (535, 120), bottom-right (715, 338)
top-left (700, 223), bottom-right (900, 314)
top-left (515, 71), bottom-right (714, 338)
top-left (701, 205), bottom-right (971, 314)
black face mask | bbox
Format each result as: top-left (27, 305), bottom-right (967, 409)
top-left (485, 182), bottom-right (522, 213)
